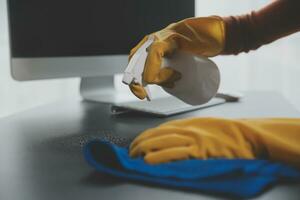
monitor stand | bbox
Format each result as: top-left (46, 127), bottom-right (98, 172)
top-left (80, 75), bottom-right (139, 104)
top-left (80, 75), bottom-right (243, 113)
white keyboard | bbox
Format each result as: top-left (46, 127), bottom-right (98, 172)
top-left (111, 97), bottom-right (226, 117)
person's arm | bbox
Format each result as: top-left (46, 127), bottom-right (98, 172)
top-left (127, 0), bottom-right (300, 99)
top-left (222, 0), bottom-right (300, 55)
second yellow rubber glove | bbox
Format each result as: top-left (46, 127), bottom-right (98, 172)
top-left (130, 118), bottom-right (300, 168)
top-left (128, 16), bottom-right (226, 99)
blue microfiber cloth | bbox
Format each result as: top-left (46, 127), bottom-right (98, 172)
top-left (83, 140), bottom-right (300, 198)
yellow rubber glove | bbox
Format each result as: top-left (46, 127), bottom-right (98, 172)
top-left (130, 118), bottom-right (300, 168)
top-left (128, 16), bottom-right (226, 99)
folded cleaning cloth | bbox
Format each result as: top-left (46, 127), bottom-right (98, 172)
top-left (83, 140), bottom-right (300, 198)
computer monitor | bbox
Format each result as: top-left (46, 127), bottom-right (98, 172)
top-left (6, 0), bottom-right (195, 103)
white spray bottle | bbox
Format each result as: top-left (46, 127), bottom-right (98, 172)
top-left (122, 36), bottom-right (220, 105)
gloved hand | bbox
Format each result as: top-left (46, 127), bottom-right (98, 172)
top-left (128, 16), bottom-right (225, 99)
top-left (130, 118), bottom-right (300, 168)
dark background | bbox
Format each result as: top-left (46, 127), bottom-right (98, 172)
top-left (7, 0), bottom-right (194, 57)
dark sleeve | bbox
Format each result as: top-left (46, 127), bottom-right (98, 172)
top-left (221, 0), bottom-right (300, 55)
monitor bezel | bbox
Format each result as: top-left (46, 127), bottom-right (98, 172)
top-left (10, 55), bottom-right (127, 81)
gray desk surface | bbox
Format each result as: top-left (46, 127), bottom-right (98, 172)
top-left (0, 91), bottom-right (299, 200)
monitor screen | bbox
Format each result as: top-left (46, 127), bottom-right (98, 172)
top-left (7, 0), bottom-right (194, 58)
